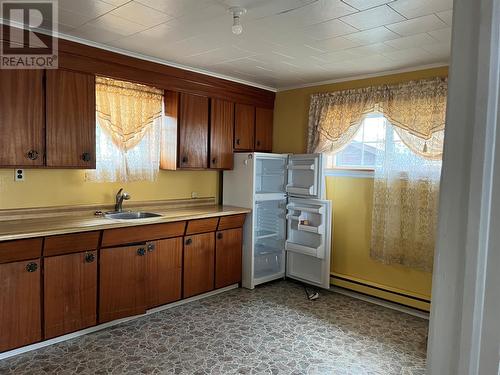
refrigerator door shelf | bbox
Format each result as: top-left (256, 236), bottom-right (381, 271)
top-left (287, 154), bottom-right (324, 199)
top-left (286, 186), bottom-right (314, 196)
top-left (285, 241), bottom-right (324, 259)
top-left (255, 192), bottom-right (287, 202)
top-left (286, 204), bottom-right (325, 214)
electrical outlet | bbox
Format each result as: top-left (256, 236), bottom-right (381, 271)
top-left (191, 191), bottom-right (198, 199)
top-left (15, 169), bottom-right (24, 181)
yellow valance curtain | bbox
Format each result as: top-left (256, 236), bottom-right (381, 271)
top-left (307, 77), bottom-right (447, 159)
top-left (95, 77), bottom-right (163, 151)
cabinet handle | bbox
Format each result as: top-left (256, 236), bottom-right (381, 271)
top-left (147, 243), bottom-right (155, 252)
top-left (217, 233), bottom-right (223, 240)
top-left (26, 262), bottom-right (38, 272)
top-left (182, 156), bottom-right (188, 164)
top-left (81, 152), bottom-right (91, 162)
top-left (236, 139), bottom-right (240, 146)
top-left (185, 238), bottom-right (192, 245)
top-left (212, 158), bottom-right (217, 165)
top-left (85, 252), bottom-right (95, 263)
top-left (26, 150), bottom-right (39, 160)
top-left (137, 247), bottom-right (146, 256)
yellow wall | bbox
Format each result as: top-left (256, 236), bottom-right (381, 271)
top-left (0, 169), bottom-right (219, 209)
top-left (273, 67), bottom-right (448, 309)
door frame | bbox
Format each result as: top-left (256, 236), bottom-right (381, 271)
top-left (427, 0), bottom-right (500, 374)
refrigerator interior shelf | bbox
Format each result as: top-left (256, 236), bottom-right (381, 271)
top-left (286, 204), bottom-right (325, 214)
top-left (297, 223), bottom-right (324, 234)
top-left (285, 241), bottom-right (323, 258)
top-left (255, 244), bottom-right (283, 256)
top-left (255, 230), bottom-right (279, 239)
top-left (287, 164), bottom-right (315, 170)
top-left (286, 186), bottom-right (314, 195)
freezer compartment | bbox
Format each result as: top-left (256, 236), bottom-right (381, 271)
top-left (286, 154), bottom-right (324, 199)
top-left (255, 156), bottom-right (287, 194)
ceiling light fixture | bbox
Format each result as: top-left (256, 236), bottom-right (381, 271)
top-left (229, 7), bottom-right (247, 35)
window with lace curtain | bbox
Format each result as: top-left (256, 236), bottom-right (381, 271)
top-left (85, 77), bottom-right (164, 183)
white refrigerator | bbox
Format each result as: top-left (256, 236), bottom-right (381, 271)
top-left (223, 152), bottom-right (332, 290)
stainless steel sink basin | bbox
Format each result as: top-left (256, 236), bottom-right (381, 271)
top-left (104, 211), bottom-right (162, 220)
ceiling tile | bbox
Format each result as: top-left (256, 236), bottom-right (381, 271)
top-left (137, 0), bottom-right (216, 18)
top-left (347, 42), bottom-right (398, 57)
top-left (428, 27), bottom-right (452, 42)
top-left (344, 26), bottom-right (400, 45)
top-left (386, 14), bottom-right (448, 36)
top-left (109, 1), bottom-right (173, 27)
top-left (71, 23), bottom-right (126, 43)
top-left (223, 0), bottom-right (317, 20)
top-left (305, 36), bottom-right (362, 53)
top-left (436, 10), bottom-right (453, 26)
top-left (421, 41), bottom-right (451, 59)
top-left (384, 32), bottom-right (438, 49)
top-left (382, 46), bottom-right (434, 62)
top-left (340, 5), bottom-right (405, 30)
top-left (304, 19), bottom-right (358, 40)
top-left (58, 0), bottom-right (114, 17)
top-left (389, 0), bottom-right (453, 18)
top-left (341, 0), bottom-right (395, 11)
top-left (87, 13), bottom-right (147, 36)
top-left (58, 9), bottom-right (95, 28)
top-left (100, 0), bottom-right (130, 6)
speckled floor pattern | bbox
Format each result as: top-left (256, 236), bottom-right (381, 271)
top-left (0, 280), bottom-right (428, 375)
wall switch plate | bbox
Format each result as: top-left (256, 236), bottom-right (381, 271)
top-left (191, 191), bottom-right (198, 199)
top-left (15, 169), bottom-right (24, 181)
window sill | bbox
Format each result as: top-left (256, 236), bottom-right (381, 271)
top-left (325, 168), bottom-right (374, 179)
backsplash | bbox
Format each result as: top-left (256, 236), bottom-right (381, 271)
top-left (0, 169), bottom-right (219, 209)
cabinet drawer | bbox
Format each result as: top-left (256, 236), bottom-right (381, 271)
top-left (185, 218), bottom-right (219, 235)
top-left (0, 238), bottom-right (43, 264)
top-left (101, 221), bottom-right (186, 247)
top-left (217, 214), bottom-right (246, 231)
top-left (44, 231), bottom-right (100, 257)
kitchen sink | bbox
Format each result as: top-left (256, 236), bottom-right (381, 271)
top-left (104, 211), bottom-right (162, 220)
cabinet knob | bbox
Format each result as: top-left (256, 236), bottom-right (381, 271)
top-left (212, 158), bottom-right (217, 165)
top-left (81, 152), bottom-right (91, 162)
top-left (147, 243), bottom-right (155, 252)
top-left (256, 140), bottom-right (261, 147)
top-left (85, 252), bottom-right (95, 263)
top-left (26, 150), bottom-right (39, 160)
top-left (137, 247), bottom-right (146, 256)
top-left (26, 262), bottom-right (38, 272)
top-left (182, 156), bottom-right (188, 164)
top-left (236, 139), bottom-right (240, 146)
top-left (185, 238), bottom-right (192, 245)
top-left (217, 232), bottom-right (223, 240)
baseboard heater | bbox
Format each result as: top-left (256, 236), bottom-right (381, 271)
top-left (330, 274), bottom-right (431, 312)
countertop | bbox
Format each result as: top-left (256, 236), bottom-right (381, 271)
top-left (0, 198), bottom-right (250, 242)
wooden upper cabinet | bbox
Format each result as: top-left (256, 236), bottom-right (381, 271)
top-left (44, 251), bottom-right (97, 339)
top-left (0, 70), bottom-right (45, 167)
top-left (234, 103), bottom-right (255, 151)
top-left (210, 99), bottom-right (234, 169)
top-left (178, 92), bottom-right (209, 169)
top-left (255, 107), bottom-right (273, 152)
top-left (46, 69), bottom-right (96, 168)
top-left (0, 259), bottom-right (41, 352)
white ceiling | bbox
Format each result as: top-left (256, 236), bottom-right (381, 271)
top-left (54, 0), bottom-right (452, 90)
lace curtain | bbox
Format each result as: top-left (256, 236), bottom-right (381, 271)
top-left (85, 77), bottom-right (163, 182)
top-left (307, 77), bottom-right (447, 159)
top-left (307, 77), bottom-right (447, 271)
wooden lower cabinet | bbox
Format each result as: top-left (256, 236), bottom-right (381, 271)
top-left (146, 238), bottom-right (182, 308)
top-left (215, 228), bottom-right (243, 288)
top-left (0, 259), bottom-right (41, 352)
top-left (99, 245), bottom-right (147, 323)
top-left (183, 232), bottom-right (215, 298)
top-left (44, 251), bottom-right (97, 339)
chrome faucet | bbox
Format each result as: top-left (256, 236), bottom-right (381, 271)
top-left (115, 188), bottom-right (131, 212)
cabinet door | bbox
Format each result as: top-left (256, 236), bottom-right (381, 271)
top-left (255, 107), bottom-right (273, 152)
top-left (178, 93), bottom-right (209, 168)
top-left (44, 251), bottom-right (97, 339)
top-left (234, 103), bottom-right (255, 151)
top-left (183, 232), bottom-right (215, 298)
top-left (210, 99), bottom-right (234, 169)
top-left (99, 245), bottom-right (147, 323)
top-left (215, 228), bottom-right (242, 289)
top-left (46, 69), bottom-right (96, 168)
top-left (0, 259), bottom-right (41, 352)
top-left (145, 238), bottom-right (182, 308)
top-left (0, 70), bottom-right (45, 167)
